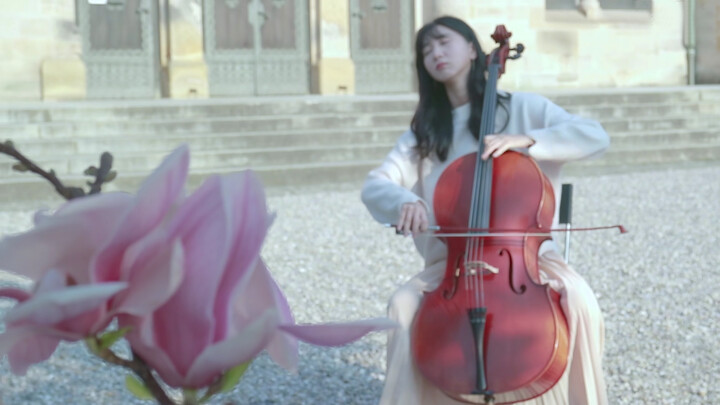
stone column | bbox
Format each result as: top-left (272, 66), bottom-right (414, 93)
top-left (25, 0), bottom-right (85, 100)
top-left (167, 0), bottom-right (209, 98)
top-left (314, 0), bottom-right (354, 94)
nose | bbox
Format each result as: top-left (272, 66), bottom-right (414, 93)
top-left (431, 46), bottom-right (443, 60)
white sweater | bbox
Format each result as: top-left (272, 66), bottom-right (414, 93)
top-left (361, 92), bottom-right (609, 273)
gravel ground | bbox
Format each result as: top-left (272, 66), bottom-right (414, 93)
top-left (0, 163), bottom-right (719, 405)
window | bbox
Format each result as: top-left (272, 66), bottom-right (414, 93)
top-left (546, 0), bottom-right (652, 12)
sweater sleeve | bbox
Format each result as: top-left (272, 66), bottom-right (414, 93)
top-left (361, 130), bottom-right (428, 225)
top-left (521, 93), bottom-right (610, 162)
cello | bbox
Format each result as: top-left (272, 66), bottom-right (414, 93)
top-left (410, 26), bottom-right (569, 404)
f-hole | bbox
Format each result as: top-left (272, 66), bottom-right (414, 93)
top-left (501, 248), bottom-right (526, 295)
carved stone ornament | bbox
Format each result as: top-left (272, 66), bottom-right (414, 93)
top-left (371, 0), bottom-right (388, 13)
top-left (204, 0), bottom-right (310, 96)
top-left (107, 0), bottom-right (126, 11)
top-left (225, 0), bottom-right (240, 9)
top-left (575, 0), bottom-right (602, 18)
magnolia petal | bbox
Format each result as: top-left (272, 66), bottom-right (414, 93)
top-left (7, 333), bottom-right (60, 375)
top-left (0, 288), bottom-right (31, 303)
top-left (20, 269), bottom-right (116, 334)
top-left (232, 260), bottom-right (297, 369)
top-left (113, 238), bottom-right (184, 316)
top-left (119, 314), bottom-right (186, 389)
top-left (150, 176), bottom-right (233, 375)
top-left (0, 325), bottom-right (82, 375)
top-left (183, 309), bottom-right (278, 389)
top-left (92, 144), bottom-right (189, 283)
top-left (212, 172), bottom-right (271, 339)
top-left (278, 318), bottom-right (397, 347)
top-left (265, 330), bottom-right (299, 372)
top-left (52, 190), bottom-right (133, 219)
top-left (134, 144), bottom-right (190, 208)
top-left (33, 268), bottom-right (67, 294)
top-left (231, 260), bottom-right (292, 331)
top-left (0, 193), bottom-right (133, 283)
top-left (4, 282), bottom-right (128, 326)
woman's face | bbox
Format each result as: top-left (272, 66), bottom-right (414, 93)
top-left (421, 25), bottom-right (477, 85)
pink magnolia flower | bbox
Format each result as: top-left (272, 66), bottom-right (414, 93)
top-left (0, 144), bottom-right (394, 388)
top-left (115, 154), bottom-right (393, 388)
top-left (0, 146), bottom-right (190, 374)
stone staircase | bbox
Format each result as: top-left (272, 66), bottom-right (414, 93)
top-left (1, 86), bottom-right (719, 202)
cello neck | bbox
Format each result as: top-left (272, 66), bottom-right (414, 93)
top-left (468, 60), bottom-right (500, 230)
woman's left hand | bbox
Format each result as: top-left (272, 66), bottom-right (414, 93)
top-left (481, 134), bottom-right (535, 160)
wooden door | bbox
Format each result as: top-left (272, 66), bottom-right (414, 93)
top-left (204, 0), bottom-right (310, 96)
top-left (79, 0), bottom-right (161, 98)
top-left (350, 0), bottom-right (414, 94)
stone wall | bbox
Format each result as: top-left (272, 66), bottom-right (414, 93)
top-left (430, 0), bottom-right (688, 91)
top-left (0, 0), bottom-right (705, 100)
top-left (0, 0), bottom-right (82, 100)
top-left (166, 0), bottom-right (208, 98)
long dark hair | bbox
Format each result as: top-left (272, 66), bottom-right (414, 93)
top-left (411, 16), bottom-right (508, 162)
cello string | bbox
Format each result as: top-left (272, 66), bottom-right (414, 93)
top-left (467, 99), bottom-right (485, 309)
top-left (467, 148), bottom-right (482, 308)
top-left (473, 97), bottom-right (490, 309)
top-left (478, 64), bottom-right (498, 308)
top-left (463, 57), bottom-right (499, 309)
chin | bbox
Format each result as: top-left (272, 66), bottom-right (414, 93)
top-left (430, 72), bottom-right (453, 84)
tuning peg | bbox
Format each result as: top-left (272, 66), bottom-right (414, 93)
top-left (509, 43), bottom-right (525, 60)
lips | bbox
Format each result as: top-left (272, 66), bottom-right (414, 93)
top-left (435, 62), bottom-right (448, 71)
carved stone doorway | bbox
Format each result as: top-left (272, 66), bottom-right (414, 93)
top-left (79, 0), bottom-right (161, 99)
top-left (350, 0), bottom-right (414, 94)
top-left (203, 0), bottom-right (310, 96)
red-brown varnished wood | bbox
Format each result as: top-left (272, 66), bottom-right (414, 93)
top-left (411, 151), bottom-right (569, 404)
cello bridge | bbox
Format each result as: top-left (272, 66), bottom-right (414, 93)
top-left (465, 261), bottom-right (499, 275)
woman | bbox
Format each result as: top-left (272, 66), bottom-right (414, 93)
top-left (361, 16), bottom-right (609, 405)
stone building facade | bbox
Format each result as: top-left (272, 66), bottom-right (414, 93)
top-left (0, 0), bottom-right (717, 100)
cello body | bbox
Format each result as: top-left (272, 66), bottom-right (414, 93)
top-left (410, 152), bottom-right (569, 404)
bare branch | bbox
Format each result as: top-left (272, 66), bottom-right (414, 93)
top-left (86, 337), bottom-right (177, 404)
top-left (0, 140), bottom-right (85, 200)
top-left (87, 152), bottom-right (115, 195)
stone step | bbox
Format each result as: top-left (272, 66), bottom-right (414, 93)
top-left (2, 90), bottom-right (720, 129)
top-left (3, 87), bottom-right (720, 202)
top-left (0, 160), bottom-right (381, 204)
top-left (3, 110), bottom-right (720, 141)
top-left (566, 102), bottom-right (720, 120)
top-left (0, 144), bottom-right (395, 179)
top-left (0, 96), bottom-right (418, 124)
top-left (600, 115), bottom-right (718, 133)
top-left (545, 85), bottom-right (720, 107)
top-left (0, 112), bottom-right (414, 139)
top-left (4, 126), bottom-right (407, 156)
top-left (3, 136), bottom-right (719, 183)
top-left (570, 142), bottom-right (720, 168)
top-left (3, 142), bottom-right (719, 204)
top-left (3, 99), bottom-right (718, 137)
top-left (0, 159), bottom-right (385, 204)
top-left (609, 128), bottom-right (720, 147)
top-left (6, 124), bottom-right (720, 161)
top-left (3, 98), bottom-right (720, 127)
top-left (2, 86), bottom-right (719, 124)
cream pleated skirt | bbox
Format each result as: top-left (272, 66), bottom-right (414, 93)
top-left (379, 250), bottom-right (608, 405)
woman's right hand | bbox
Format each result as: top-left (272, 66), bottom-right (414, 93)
top-left (397, 201), bottom-right (429, 236)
